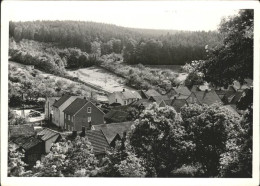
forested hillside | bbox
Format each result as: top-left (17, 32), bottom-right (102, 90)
top-left (9, 21), bottom-right (223, 65)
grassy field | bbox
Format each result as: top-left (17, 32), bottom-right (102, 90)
top-left (145, 65), bottom-right (183, 72)
top-left (67, 66), bottom-right (136, 93)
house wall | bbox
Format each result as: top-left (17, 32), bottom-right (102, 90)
top-left (64, 113), bottom-right (75, 131)
top-left (58, 97), bottom-right (78, 128)
top-left (24, 142), bottom-right (44, 167)
top-left (108, 93), bottom-right (124, 105)
top-left (69, 102), bottom-right (105, 131)
top-left (45, 134), bottom-right (60, 153)
top-left (53, 107), bottom-right (60, 126)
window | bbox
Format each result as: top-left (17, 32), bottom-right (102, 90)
top-left (72, 116), bottom-right (74, 122)
top-left (68, 115), bottom-right (70, 121)
top-left (88, 117), bottom-right (91, 122)
top-left (87, 107), bottom-right (91, 113)
top-left (65, 114), bottom-right (66, 119)
top-left (124, 100), bottom-right (127, 105)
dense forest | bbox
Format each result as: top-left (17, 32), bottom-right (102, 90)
top-left (9, 21), bottom-right (223, 65)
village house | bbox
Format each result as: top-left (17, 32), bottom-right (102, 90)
top-left (149, 95), bottom-right (170, 105)
top-left (186, 90), bottom-right (223, 105)
top-left (11, 136), bottom-right (44, 167)
top-left (108, 89), bottom-right (142, 105)
top-left (70, 128), bottom-right (110, 158)
top-left (104, 109), bottom-right (129, 123)
top-left (141, 89), bottom-right (162, 99)
top-left (159, 99), bottom-right (189, 113)
top-left (9, 125), bottom-right (44, 167)
top-left (165, 86), bottom-right (191, 100)
top-left (52, 94), bottom-right (79, 129)
top-left (93, 121), bottom-right (134, 148)
top-left (63, 97), bottom-right (105, 131)
top-left (44, 97), bottom-right (60, 121)
top-left (37, 128), bottom-right (62, 153)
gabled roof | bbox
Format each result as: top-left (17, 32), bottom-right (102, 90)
top-left (161, 99), bottom-right (188, 112)
top-left (149, 95), bottom-right (169, 104)
top-left (224, 105), bottom-right (240, 118)
top-left (12, 136), bottom-right (43, 151)
top-left (9, 125), bottom-right (35, 138)
top-left (37, 128), bottom-right (61, 141)
top-left (144, 89), bottom-right (161, 98)
top-left (172, 86), bottom-right (191, 96)
top-left (191, 90), bottom-right (222, 105)
top-left (53, 94), bottom-right (71, 108)
top-left (130, 99), bottom-right (153, 107)
top-left (223, 91), bottom-right (244, 104)
top-left (93, 122), bottom-right (134, 144)
top-left (63, 98), bottom-right (88, 115)
top-left (85, 130), bottom-right (110, 155)
top-left (114, 90), bottom-right (142, 100)
top-left (104, 110), bottom-right (128, 123)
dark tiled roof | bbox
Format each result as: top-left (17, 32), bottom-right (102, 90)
top-left (144, 89), bottom-right (161, 98)
top-left (93, 122), bottom-right (134, 144)
top-left (85, 130), bottom-right (110, 155)
top-left (37, 128), bottom-right (61, 141)
top-left (130, 99), bottom-right (153, 107)
top-left (223, 91), bottom-right (244, 104)
top-left (162, 99), bottom-right (188, 112)
top-left (12, 136), bottom-right (42, 150)
top-left (104, 110), bottom-right (128, 123)
top-left (171, 99), bottom-right (188, 112)
top-left (53, 94), bottom-right (71, 108)
top-left (9, 125), bottom-right (35, 138)
top-left (150, 95), bottom-right (169, 104)
top-left (172, 86), bottom-right (191, 96)
top-left (192, 90), bottom-right (222, 105)
top-left (63, 98), bottom-right (88, 115)
top-left (224, 105), bottom-right (240, 117)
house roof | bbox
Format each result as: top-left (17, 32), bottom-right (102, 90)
top-left (104, 110), bottom-right (128, 123)
top-left (85, 130), bottom-right (110, 155)
top-left (130, 99), bottom-right (153, 107)
top-left (12, 136), bottom-right (42, 151)
top-left (9, 125), bottom-right (35, 138)
top-left (114, 90), bottom-right (142, 100)
top-left (93, 122), bottom-right (134, 144)
top-left (144, 89), bottom-right (161, 98)
top-left (150, 95), bottom-right (169, 104)
top-left (223, 91), bottom-right (244, 104)
top-left (162, 99), bottom-right (188, 112)
top-left (172, 86), bottom-right (191, 96)
top-left (224, 105), bottom-right (240, 118)
top-left (53, 94), bottom-right (71, 108)
top-left (37, 128), bottom-right (61, 141)
top-left (63, 98), bottom-right (88, 115)
top-left (192, 90), bottom-right (222, 105)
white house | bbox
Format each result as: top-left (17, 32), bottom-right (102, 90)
top-left (52, 94), bottom-right (79, 128)
top-left (108, 89), bottom-right (142, 105)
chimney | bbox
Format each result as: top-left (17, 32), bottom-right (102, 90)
top-left (174, 96), bottom-right (177, 100)
top-left (80, 127), bottom-right (86, 137)
top-left (84, 97), bottom-right (86, 100)
top-left (72, 131), bottom-right (77, 137)
top-left (122, 89), bottom-right (125, 92)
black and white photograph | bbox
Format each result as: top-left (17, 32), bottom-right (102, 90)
top-left (1, 1), bottom-right (259, 186)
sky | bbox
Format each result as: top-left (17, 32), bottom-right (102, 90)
top-left (6, 1), bottom-right (240, 31)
